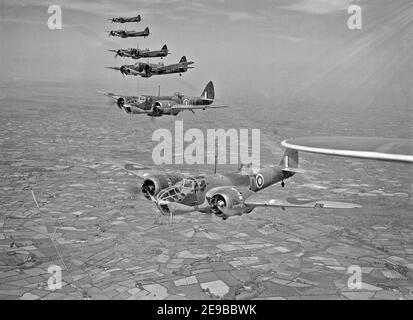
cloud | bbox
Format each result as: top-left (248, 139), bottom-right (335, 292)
top-left (273, 34), bottom-right (329, 44)
top-left (169, 1), bottom-right (262, 23)
top-left (284, 0), bottom-right (360, 15)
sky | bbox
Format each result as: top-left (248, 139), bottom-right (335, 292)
top-left (0, 0), bottom-right (412, 107)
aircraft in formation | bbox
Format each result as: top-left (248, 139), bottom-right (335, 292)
top-left (107, 56), bottom-right (194, 77)
top-left (109, 14), bottom-right (141, 23)
top-left (107, 27), bottom-right (150, 38)
top-left (102, 12), bottom-right (363, 225)
top-left (101, 81), bottom-right (227, 117)
top-left (109, 44), bottom-right (170, 59)
top-left (281, 136), bottom-right (413, 163)
top-left (109, 149), bottom-right (361, 222)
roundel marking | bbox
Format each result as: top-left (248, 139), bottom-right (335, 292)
top-left (256, 174), bottom-right (264, 189)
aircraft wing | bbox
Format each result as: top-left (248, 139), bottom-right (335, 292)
top-left (281, 167), bottom-right (309, 174)
top-left (122, 104), bottom-right (153, 114)
top-left (106, 159), bottom-right (186, 180)
top-left (99, 91), bottom-right (122, 100)
top-left (107, 159), bottom-right (158, 179)
top-left (106, 67), bottom-right (121, 72)
top-left (99, 91), bottom-right (143, 104)
top-left (282, 136), bottom-right (413, 163)
top-left (244, 195), bottom-right (361, 209)
top-left (170, 104), bottom-right (229, 111)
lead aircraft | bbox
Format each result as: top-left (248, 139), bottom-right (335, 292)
top-left (108, 149), bottom-right (361, 222)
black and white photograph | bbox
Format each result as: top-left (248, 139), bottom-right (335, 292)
top-left (0, 0), bottom-right (412, 306)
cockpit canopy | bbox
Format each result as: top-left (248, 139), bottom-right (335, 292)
top-left (175, 178), bottom-right (196, 190)
top-left (157, 177), bottom-right (206, 203)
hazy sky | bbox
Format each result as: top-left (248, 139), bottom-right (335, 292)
top-left (0, 0), bottom-right (412, 104)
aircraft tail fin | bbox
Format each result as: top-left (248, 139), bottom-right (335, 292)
top-left (279, 148), bottom-right (298, 169)
top-left (144, 27), bottom-right (149, 33)
top-left (179, 56), bottom-right (187, 64)
top-left (161, 44), bottom-right (168, 52)
top-left (201, 81), bottom-right (214, 100)
top-left (138, 15), bottom-right (141, 20)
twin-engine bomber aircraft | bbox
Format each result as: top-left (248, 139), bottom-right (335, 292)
top-left (107, 56), bottom-right (194, 77)
top-left (107, 27), bottom-right (150, 38)
top-left (101, 81), bottom-right (227, 117)
top-left (109, 14), bottom-right (141, 23)
top-left (109, 149), bottom-right (361, 222)
top-left (109, 45), bottom-right (170, 59)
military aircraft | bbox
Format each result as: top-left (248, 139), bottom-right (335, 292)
top-left (107, 27), bottom-right (150, 38)
top-left (101, 81), bottom-right (227, 117)
top-left (109, 45), bottom-right (170, 59)
top-left (281, 136), bottom-right (413, 163)
top-left (109, 14), bottom-right (141, 23)
top-left (108, 149), bottom-right (361, 222)
top-left (107, 56), bottom-right (194, 78)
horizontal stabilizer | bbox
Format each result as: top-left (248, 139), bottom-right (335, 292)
top-left (282, 167), bottom-right (308, 174)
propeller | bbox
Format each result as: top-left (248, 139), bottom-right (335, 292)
top-left (209, 194), bottom-right (227, 214)
top-left (144, 64), bottom-right (152, 75)
top-left (119, 66), bottom-right (128, 77)
top-left (117, 97), bottom-right (125, 109)
top-left (217, 200), bottom-right (226, 210)
top-left (101, 94), bottom-right (118, 108)
top-left (108, 49), bottom-right (120, 58)
top-left (126, 185), bottom-right (142, 199)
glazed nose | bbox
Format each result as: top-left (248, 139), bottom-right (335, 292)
top-left (157, 190), bottom-right (168, 201)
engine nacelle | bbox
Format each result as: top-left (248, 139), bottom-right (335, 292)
top-left (206, 187), bottom-right (252, 219)
top-left (117, 97), bottom-right (125, 109)
top-left (141, 174), bottom-right (182, 200)
top-left (120, 66), bottom-right (129, 75)
top-left (144, 64), bottom-right (152, 74)
top-left (151, 100), bottom-right (173, 116)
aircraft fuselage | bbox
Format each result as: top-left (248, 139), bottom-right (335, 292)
top-left (155, 166), bottom-right (292, 215)
top-left (122, 94), bottom-right (213, 115)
